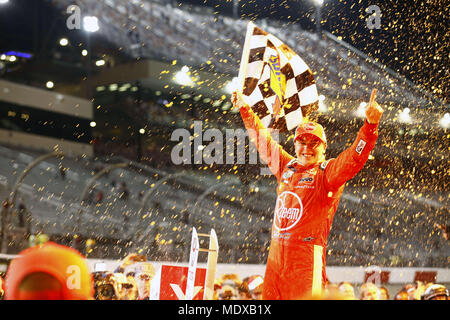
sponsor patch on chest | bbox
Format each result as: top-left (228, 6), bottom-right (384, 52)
top-left (296, 167), bottom-right (316, 187)
top-left (274, 191), bottom-right (304, 231)
top-left (282, 170), bottom-right (294, 181)
top-left (298, 176), bottom-right (314, 184)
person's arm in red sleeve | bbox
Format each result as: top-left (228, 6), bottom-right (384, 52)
top-left (323, 89), bottom-right (383, 190)
top-left (232, 91), bottom-right (293, 181)
top-left (323, 120), bottom-right (379, 190)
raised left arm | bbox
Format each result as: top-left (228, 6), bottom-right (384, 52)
top-left (323, 89), bottom-right (383, 190)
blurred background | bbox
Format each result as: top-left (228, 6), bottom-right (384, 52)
top-left (0, 0), bottom-right (447, 273)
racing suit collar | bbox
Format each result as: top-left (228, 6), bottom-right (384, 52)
top-left (287, 158), bottom-right (319, 171)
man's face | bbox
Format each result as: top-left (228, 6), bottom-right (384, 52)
top-left (294, 134), bottom-right (326, 167)
top-left (339, 283), bottom-right (355, 300)
top-left (379, 288), bottom-right (389, 300)
top-left (124, 276), bottom-right (138, 300)
top-left (136, 273), bottom-right (152, 299)
top-left (362, 285), bottom-right (379, 300)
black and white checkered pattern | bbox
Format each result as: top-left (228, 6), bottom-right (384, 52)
top-left (240, 23), bottom-right (319, 131)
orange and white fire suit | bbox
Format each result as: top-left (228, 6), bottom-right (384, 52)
top-left (239, 104), bottom-right (379, 299)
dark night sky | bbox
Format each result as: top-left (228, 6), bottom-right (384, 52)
top-left (176, 0), bottom-right (449, 104)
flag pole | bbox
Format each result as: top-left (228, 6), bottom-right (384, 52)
top-left (237, 21), bottom-right (255, 91)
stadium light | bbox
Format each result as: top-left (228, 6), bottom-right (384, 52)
top-left (1, 51), bottom-right (32, 59)
top-left (398, 107), bottom-right (412, 124)
top-left (224, 77), bottom-right (239, 94)
top-left (174, 72), bottom-right (193, 86)
top-left (83, 16), bottom-right (100, 33)
top-left (439, 113), bottom-right (450, 129)
top-left (354, 102), bottom-right (367, 118)
top-left (312, 0), bottom-right (323, 35)
top-left (59, 38), bottom-right (69, 47)
top-left (0, 0), bottom-right (9, 5)
top-left (318, 95), bottom-right (327, 113)
top-left (174, 67), bottom-right (195, 87)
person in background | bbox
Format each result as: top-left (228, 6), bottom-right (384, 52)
top-left (237, 278), bottom-right (253, 300)
top-left (251, 285), bottom-right (263, 300)
top-left (412, 281), bottom-right (426, 300)
top-left (405, 281), bottom-right (425, 300)
top-left (219, 273), bottom-right (241, 300)
top-left (338, 281), bottom-right (356, 300)
top-left (394, 289), bottom-right (409, 300)
top-left (247, 275), bottom-right (264, 300)
top-left (421, 284), bottom-right (449, 300)
top-left (124, 271), bottom-right (139, 300)
top-left (95, 190), bottom-right (104, 203)
top-left (220, 284), bottom-right (237, 300)
top-left (360, 282), bottom-right (380, 300)
top-left (0, 276), bottom-right (4, 300)
top-left (94, 272), bottom-right (118, 300)
top-left (212, 279), bottom-right (222, 300)
top-left (5, 242), bottom-right (94, 300)
top-left (115, 253), bottom-right (155, 300)
top-left (379, 286), bottom-right (390, 300)
top-left (434, 223), bottom-right (449, 241)
top-left (325, 282), bottom-right (340, 298)
top-left (135, 262), bottom-right (156, 300)
top-left (113, 273), bottom-right (134, 300)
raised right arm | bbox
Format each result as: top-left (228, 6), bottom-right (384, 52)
top-left (232, 91), bottom-right (293, 180)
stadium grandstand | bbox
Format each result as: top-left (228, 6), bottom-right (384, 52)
top-left (0, 0), bottom-right (448, 297)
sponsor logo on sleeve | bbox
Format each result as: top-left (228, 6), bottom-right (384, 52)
top-left (355, 139), bottom-right (367, 154)
top-left (320, 160), bottom-right (330, 170)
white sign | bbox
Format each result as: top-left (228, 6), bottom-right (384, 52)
top-left (149, 268), bottom-right (162, 300)
top-left (186, 227), bottom-right (199, 300)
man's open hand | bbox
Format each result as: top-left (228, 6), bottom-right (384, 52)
top-left (365, 89), bottom-right (384, 124)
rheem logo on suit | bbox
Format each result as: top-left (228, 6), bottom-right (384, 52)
top-left (274, 191), bottom-right (303, 231)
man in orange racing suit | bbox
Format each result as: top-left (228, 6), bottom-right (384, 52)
top-left (231, 89), bottom-right (383, 299)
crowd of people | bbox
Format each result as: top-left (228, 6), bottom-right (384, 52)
top-left (0, 242), bottom-right (448, 300)
top-left (213, 274), bottom-right (449, 301)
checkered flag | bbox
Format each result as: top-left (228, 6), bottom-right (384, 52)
top-left (238, 22), bottom-right (319, 132)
